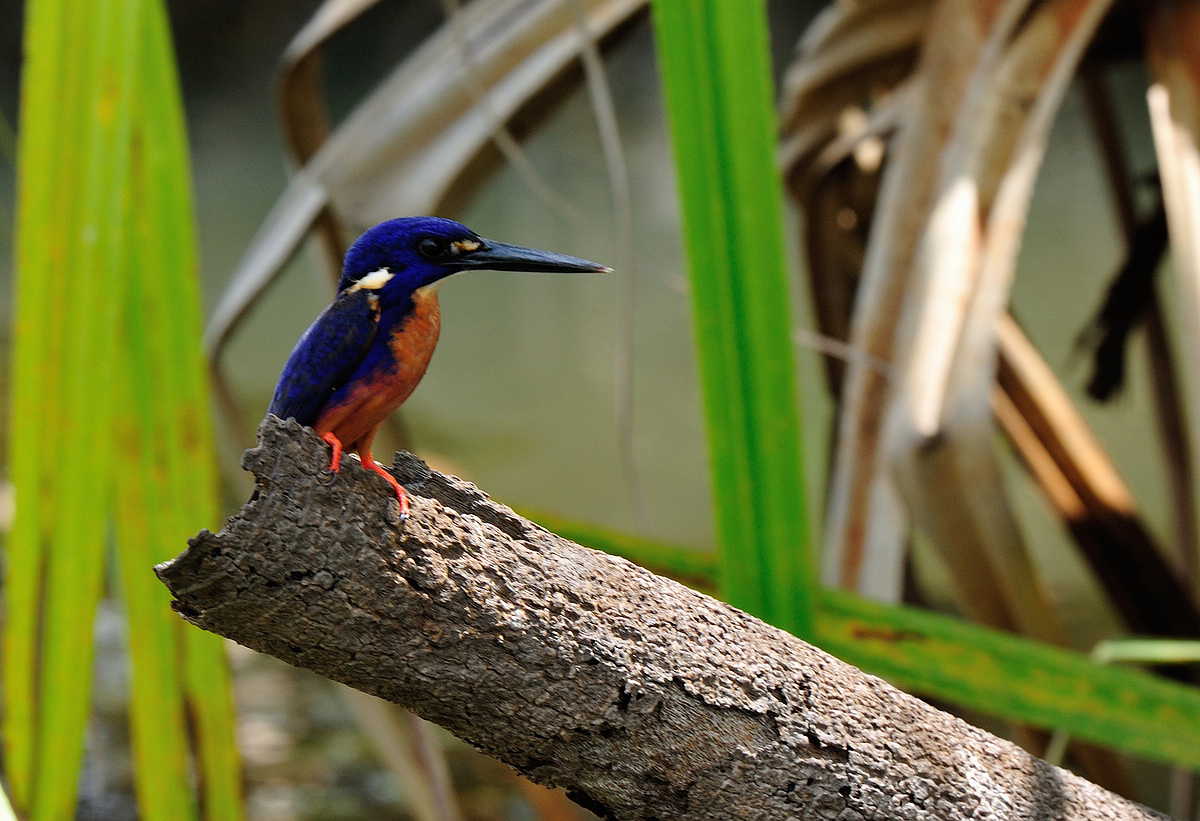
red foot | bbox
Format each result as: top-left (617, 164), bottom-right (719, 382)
top-left (320, 432), bottom-right (344, 474)
top-left (360, 452), bottom-right (410, 522)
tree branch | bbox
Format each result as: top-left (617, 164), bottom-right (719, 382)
top-left (157, 416), bottom-right (1166, 821)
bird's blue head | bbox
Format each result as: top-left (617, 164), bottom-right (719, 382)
top-left (339, 216), bottom-right (609, 299)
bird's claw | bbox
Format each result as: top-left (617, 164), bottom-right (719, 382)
top-left (318, 431), bottom-right (343, 486)
top-left (394, 485), bottom-right (411, 525)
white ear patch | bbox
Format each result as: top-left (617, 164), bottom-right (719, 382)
top-left (350, 268), bottom-right (394, 292)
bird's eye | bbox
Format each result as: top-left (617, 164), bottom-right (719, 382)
top-left (417, 238), bottom-right (442, 260)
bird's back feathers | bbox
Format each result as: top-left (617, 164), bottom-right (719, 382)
top-left (267, 288), bottom-right (381, 426)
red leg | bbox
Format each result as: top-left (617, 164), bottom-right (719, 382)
top-left (358, 447), bottom-right (410, 521)
top-left (320, 431), bottom-right (344, 473)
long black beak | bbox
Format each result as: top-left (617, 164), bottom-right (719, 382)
top-left (455, 239), bottom-right (611, 274)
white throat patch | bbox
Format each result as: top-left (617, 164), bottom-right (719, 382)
top-left (350, 268), bottom-right (394, 292)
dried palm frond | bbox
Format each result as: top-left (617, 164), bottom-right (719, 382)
top-left (1145, 1), bottom-right (1200, 596)
top-left (791, 0), bottom-right (1000, 603)
top-left (884, 0), bottom-right (1116, 644)
top-left (205, 0), bottom-right (646, 366)
top-left (783, 0), bottom-right (1200, 643)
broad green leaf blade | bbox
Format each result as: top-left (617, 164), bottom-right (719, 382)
top-left (6, 1), bottom-right (243, 819)
top-left (816, 589), bottom-right (1200, 770)
top-left (2, 0), bottom-right (76, 803)
top-left (111, 25), bottom-right (198, 812)
top-left (183, 632), bottom-right (243, 821)
top-left (7, 1), bottom-right (136, 817)
top-left (650, 0), bottom-right (812, 635)
top-left (128, 2), bottom-right (243, 817)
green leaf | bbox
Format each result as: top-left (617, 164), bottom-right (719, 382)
top-left (816, 589), bottom-right (1200, 770)
top-left (131, 4), bottom-right (242, 817)
top-left (6, 1), bottom-right (134, 815)
top-left (4, 1), bottom-right (242, 819)
top-left (650, 0), bottom-right (813, 636)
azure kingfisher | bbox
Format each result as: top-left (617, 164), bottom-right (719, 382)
top-left (267, 216), bottom-right (610, 520)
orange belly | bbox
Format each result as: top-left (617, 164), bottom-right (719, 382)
top-left (315, 286), bottom-right (441, 452)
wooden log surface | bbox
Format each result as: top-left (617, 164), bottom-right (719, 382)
top-left (156, 416), bottom-right (1167, 821)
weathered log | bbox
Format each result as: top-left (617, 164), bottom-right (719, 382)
top-left (156, 416), bottom-right (1166, 821)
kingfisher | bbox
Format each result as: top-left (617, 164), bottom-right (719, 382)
top-left (268, 216), bottom-right (610, 520)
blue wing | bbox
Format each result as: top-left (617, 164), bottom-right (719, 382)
top-left (267, 289), bottom-right (380, 426)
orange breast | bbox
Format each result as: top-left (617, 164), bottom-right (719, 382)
top-left (315, 286), bottom-right (441, 451)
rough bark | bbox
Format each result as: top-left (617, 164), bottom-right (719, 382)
top-left (157, 416), bottom-right (1167, 821)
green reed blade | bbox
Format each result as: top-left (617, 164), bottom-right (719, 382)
top-left (127, 2), bottom-right (242, 816)
top-left (8, 1), bottom-right (135, 817)
top-left (650, 0), bottom-right (813, 636)
top-left (817, 588), bottom-right (1200, 769)
top-left (5, 1), bottom-right (242, 819)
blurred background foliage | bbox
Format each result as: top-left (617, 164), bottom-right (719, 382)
top-left (3, 0), bottom-right (1200, 819)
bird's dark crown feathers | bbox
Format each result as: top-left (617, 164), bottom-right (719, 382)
top-left (338, 216), bottom-right (480, 294)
